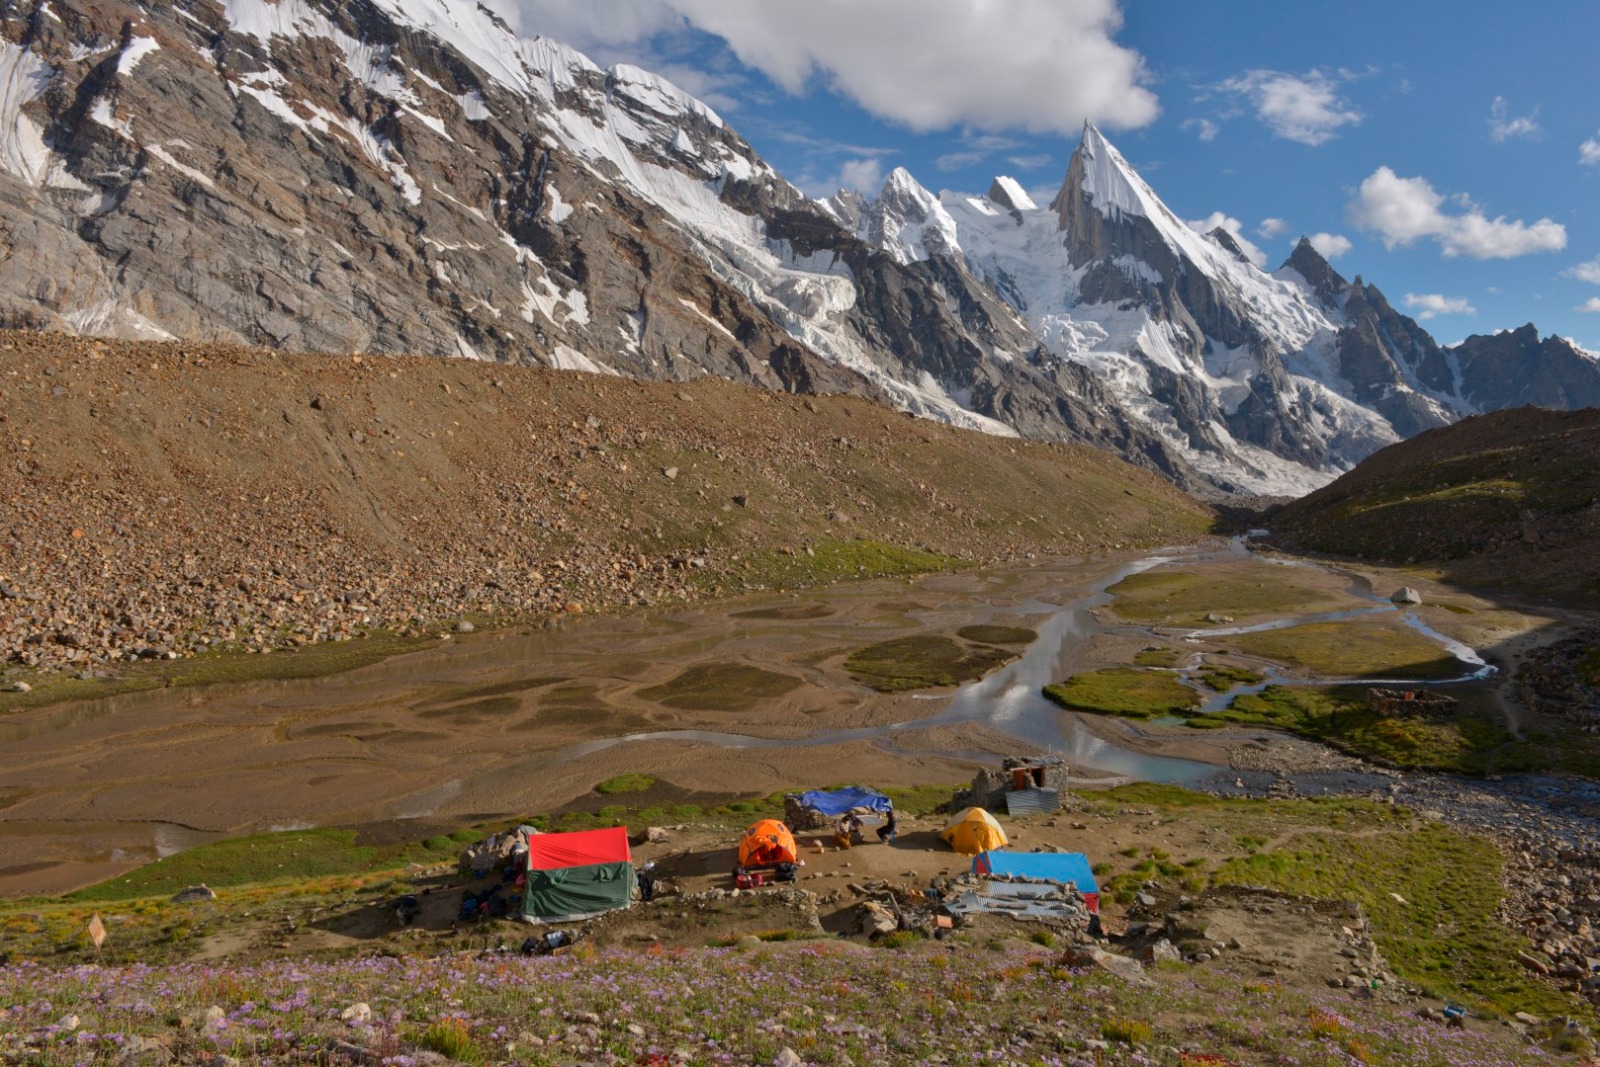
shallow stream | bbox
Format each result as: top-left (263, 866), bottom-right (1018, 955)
top-left (0, 536), bottom-right (1499, 894)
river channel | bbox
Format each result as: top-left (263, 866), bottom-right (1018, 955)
top-left (0, 537), bottom-right (1499, 895)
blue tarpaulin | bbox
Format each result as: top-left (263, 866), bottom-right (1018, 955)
top-left (795, 787), bottom-right (893, 817)
top-left (972, 851), bottom-right (1099, 894)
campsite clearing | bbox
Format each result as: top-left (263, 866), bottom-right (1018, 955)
top-left (2, 781), bottom-right (1585, 1028)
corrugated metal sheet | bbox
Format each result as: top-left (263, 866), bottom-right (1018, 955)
top-left (1005, 788), bottom-right (1060, 816)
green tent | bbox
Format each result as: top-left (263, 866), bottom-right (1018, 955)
top-left (523, 826), bottom-right (637, 923)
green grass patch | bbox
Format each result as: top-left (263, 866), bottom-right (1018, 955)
top-left (955, 625), bottom-right (1037, 646)
top-left (875, 930), bottom-right (921, 950)
top-left (72, 830), bottom-right (373, 901)
top-left (1107, 566), bottom-right (1358, 626)
top-left (68, 825), bottom-right (483, 903)
top-left (718, 539), bottom-right (965, 593)
top-left (596, 773), bottom-right (659, 795)
top-left (1206, 686), bottom-right (1528, 773)
top-left (1133, 647), bottom-right (1181, 667)
top-left (1101, 1019), bottom-right (1152, 1045)
top-left (637, 663), bottom-right (803, 711)
top-left (416, 1018), bottom-right (479, 1062)
top-left (1213, 822), bottom-right (1575, 1018)
top-left (1230, 619), bottom-right (1460, 679)
top-left (1195, 664), bottom-right (1266, 691)
top-left (1042, 668), bottom-right (1200, 718)
top-left (0, 631), bottom-right (437, 713)
top-left (845, 636), bottom-right (1016, 692)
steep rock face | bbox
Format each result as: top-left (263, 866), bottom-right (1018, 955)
top-left (1450, 325), bottom-right (1600, 412)
top-left (0, 0), bottom-right (1207, 486)
top-left (1280, 238), bottom-right (1457, 439)
top-left (0, 0), bottom-right (854, 397)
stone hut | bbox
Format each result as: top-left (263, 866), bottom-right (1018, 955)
top-left (949, 756), bottom-right (1073, 813)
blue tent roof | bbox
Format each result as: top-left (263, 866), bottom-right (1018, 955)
top-left (795, 787), bottom-right (892, 817)
top-left (972, 850), bottom-right (1098, 894)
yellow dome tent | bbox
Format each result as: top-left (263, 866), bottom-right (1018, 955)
top-left (941, 807), bottom-right (1007, 855)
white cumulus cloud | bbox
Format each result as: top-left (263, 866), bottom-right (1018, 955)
top-left (1487, 96), bottom-right (1541, 142)
top-left (1307, 232), bottom-right (1352, 260)
top-left (1577, 297), bottom-right (1600, 314)
top-left (1582, 133), bottom-right (1600, 166)
top-left (1403, 293), bottom-right (1477, 320)
top-left (1216, 69), bottom-right (1361, 145)
top-left (1187, 212), bottom-right (1265, 267)
top-left (1349, 167), bottom-right (1566, 259)
top-left (573, 0), bottom-right (1159, 135)
top-left (1566, 257), bottom-right (1600, 285)
top-left (1257, 217), bottom-right (1289, 239)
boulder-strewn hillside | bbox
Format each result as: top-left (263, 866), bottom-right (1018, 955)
top-left (1268, 407), bottom-right (1600, 596)
top-left (0, 331), bottom-right (1212, 673)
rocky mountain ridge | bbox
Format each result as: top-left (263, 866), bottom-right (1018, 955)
top-left (1, 0), bottom-right (1596, 495)
top-left (1267, 406), bottom-right (1600, 597)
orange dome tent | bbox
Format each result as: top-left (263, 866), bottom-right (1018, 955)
top-left (941, 807), bottom-right (1008, 855)
top-left (738, 819), bottom-right (798, 868)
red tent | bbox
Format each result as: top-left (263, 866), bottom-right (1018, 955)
top-left (527, 826), bottom-right (632, 870)
top-left (523, 827), bottom-right (636, 923)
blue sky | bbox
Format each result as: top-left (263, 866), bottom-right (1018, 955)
top-left (504, 0), bottom-right (1600, 349)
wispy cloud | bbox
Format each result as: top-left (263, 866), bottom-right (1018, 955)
top-left (1349, 167), bottom-right (1566, 259)
top-left (1581, 132), bottom-right (1600, 166)
top-left (1576, 297), bottom-right (1600, 314)
top-left (1487, 96), bottom-right (1542, 142)
top-left (1566, 257), bottom-right (1600, 285)
top-left (1181, 117), bottom-right (1219, 142)
top-left (1007, 153), bottom-right (1054, 173)
top-left (1215, 69), bottom-right (1362, 145)
top-left (755, 125), bottom-right (897, 159)
top-left (1256, 217), bottom-right (1289, 239)
top-left (935, 133), bottom-right (1022, 172)
top-left (1403, 293), bottom-right (1476, 320)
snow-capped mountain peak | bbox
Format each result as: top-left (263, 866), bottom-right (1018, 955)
top-left (987, 175), bottom-right (1036, 213)
top-left (861, 166), bottom-right (961, 265)
top-left (1058, 121), bottom-right (1160, 222)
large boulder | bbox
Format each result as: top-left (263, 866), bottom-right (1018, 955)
top-left (1059, 946), bottom-right (1154, 986)
top-left (1391, 587), bottom-right (1423, 605)
top-left (169, 884), bottom-right (217, 904)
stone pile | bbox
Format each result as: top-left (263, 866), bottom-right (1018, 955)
top-left (1517, 633), bottom-right (1600, 733)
